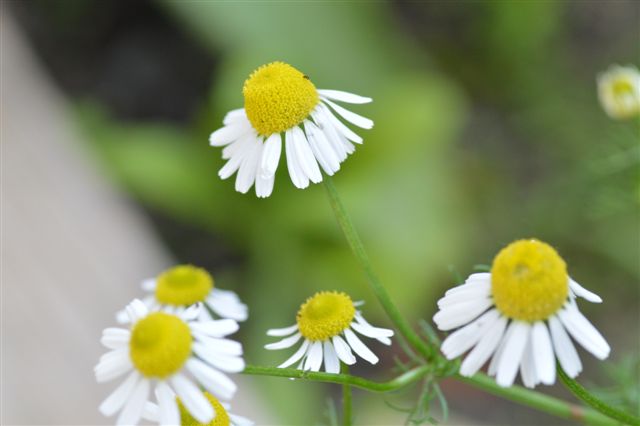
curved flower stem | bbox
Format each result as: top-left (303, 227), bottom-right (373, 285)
top-left (341, 364), bottom-right (352, 426)
top-left (558, 365), bottom-right (640, 425)
top-left (323, 177), bottom-right (432, 361)
top-left (242, 364), bottom-right (431, 393)
top-left (458, 373), bottom-right (619, 425)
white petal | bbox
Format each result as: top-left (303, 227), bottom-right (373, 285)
top-left (264, 332), bottom-right (302, 350)
top-left (126, 299), bottom-right (149, 323)
top-left (459, 315), bottom-right (507, 377)
top-left (190, 319), bottom-right (239, 338)
top-left (532, 322), bottom-right (556, 385)
top-left (496, 322), bottom-right (530, 387)
top-left (322, 98), bottom-right (373, 129)
top-left (170, 374), bottom-right (214, 424)
top-left (116, 377), bottom-right (149, 426)
top-left (344, 328), bottom-right (378, 364)
top-left (223, 108), bottom-right (246, 126)
top-left (311, 109), bottom-right (348, 162)
top-left (141, 278), bottom-right (157, 291)
top-left (181, 304), bottom-right (202, 321)
top-left (229, 413), bottom-right (255, 426)
top-left (323, 341), bottom-right (340, 374)
top-left (319, 104), bottom-right (362, 144)
top-left (95, 351), bottom-right (132, 383)
top-left (444, 275), bottom-right (491, 297)
top-left (278, 340), bottom-right (311, 369)
top-left (488, 322), bottom-right (512, 377)
top-left (235, 138), bottom-right (262, 194)
top-left (548, 315), bottom-right (582, 377)
top-left (266, 324), bottom-right (298, 337)
top-left (156, 382), bottom-right (180, 426)
top-left (519, 332), bottom-right (538, 389)
top-left (142, 402), bottom-right (158, 422)
top-left (259, 133), bottom-right (282, 179)
top-left (350, 321), bottom-right (394, 340)
top-left (441, 309), bottom-right (500, 359)
top-left (101, 328), bottom-right (130, 350)
top-left (186, 358), bottom-right (237, 401)
top-left (222, 135), bottom-right (252, 161)
top-left (318, 89), bottom-right (372, 104)
top-left (438, 283), bottom-right (492, 308)
top-left (285, 128), bottom-right (309, 189)
top-left (569, 279), bottom-right (603, 303)
top-left (558, 304), bottom-right (610, 360)
top-left (99, 371), bottom-right (140, 417)
top-left (219, 136), bottom-right (254, 179)
top-left (433, 298), bottom-right (493, 331)
top-left (255, 173), bottom-right (275, 198)
top-left (209, 122), bottom-right (251, 147)
top-left (292, 126), bottom-right (322, 183)
top-left (193, 334), bottom-right (242, 356)
top-left (332, 335), bottom-right (356, 365)
top-left (193, 342), bottom-right (245, 373)
top-left (304, 341), bottom-right (324, 371)
top-left (304, 120), bottom-right (340, 175)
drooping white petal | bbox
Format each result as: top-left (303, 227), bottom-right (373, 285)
top-left (441, 309), bottom-right (500, 360)
top-left (318, 104), bottom-right (363, 144)
top-left (264, 332), bottom-right (302, 350)
top-left (569, 279), bottom-right (603, 303)
top-left (193, 342), bottom-right (245, 373)
top-left (101, 328), bottom-right (130, 350)
top-left (519, 332), bottom-right (538, 389)
top-left (235, 138), bottom-right (263, 194)
top-left (433, 298), bottom-right (493, 331)
top-left (322, 98), bottom-right (374, 129)
top-left (558, 304), bottom-right (610, 360)
top-left (332, 335), bottom-right (356, 365)
top-left (186, 358), bottom-right (237, 401)
top-left (156, 382), bottom-right (180, 426)
top-left (193, 334), bottom-right (243, 356)
top-left (548, 316), bottom-right (582, 378)
top-left (171, 374), bottom-right (214, 424)
top-left (259, 133), bottom-right (282, 179)
top-left (190, 319), bottom-right (239, 338)
top-left (344, 328), bottom-right (379, 364)
top-left (488, 321), bottom-right (513, 376)
top-left (278, 340), bottom-right (310, 369)
top-left (255, 173), bottom-right (275, 198)
top-left (95, 349), bottom-right (132, 383)
top-left (350, 321), bottom-right (394, 341)
top-left (209, 121), bottom-right (251, 147)
top-left (304, 341), bottom-right (324, 371)
top-left (99, 371), bottom-right (140, 417)
top-left (116, 377), bottom-right (149, 426)
top-left (318, 89), bottom-right (372, 104)
top-left (291, 126), bottom-right (322, 184)
top-left (323, 340), bottom-right (340, 374)
top-left (311, 109), bottom-right (348, 162)
top-left (496, 322), bottom-right (530, 387)
top-left (207, 291), bottom-right (249, 321)
top-left (532, 322), bottom-right (556, 385)
top-left (304, 120), bottom-right (340, 175)
top-left (266, 324), bottom-right (299, 337)
top-left (459, 315), bottom-right (507, 377)
top-left (285, 128), bottom-right (309, 189)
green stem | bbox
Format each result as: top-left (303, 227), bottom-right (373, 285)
top-left (341, 364), bottom-right (352, 426)
top-left (558, 366), bottom-right (640, 425)
top-left (242, 364), bottom-right (431, 393)
top-left (323, 177), bottom-right (432, 361)
top-left (459, 373), bottom-right (619, 425)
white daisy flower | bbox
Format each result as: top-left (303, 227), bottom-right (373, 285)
top-left (597, 64), bottom-right (640, 120)
top-left (116, 265), bottom-right (248, 324)
top-left (209, 61), bottom-right (373, 198)
top-left (265, 291), bottom-right (394, 372)
top-left (433, 239), bottom-right (610, 389)
top-left (143, 391), bottom-right (253, 426)
top-left (96, 299), bottom-right (245, 425)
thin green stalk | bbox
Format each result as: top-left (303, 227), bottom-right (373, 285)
top-left (341, 364), bottom-right (352, 426)
top-left (558, 366), bottom-right (640, 425)
top-left (459, 373), bottom-right (618, 425)
top-left (323, 177), bottom-right (432, 361)
top-left (242, 364), bottom-right (431, 393)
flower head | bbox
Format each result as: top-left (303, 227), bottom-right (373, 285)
top-left (433, 239), bottom-right (610, 388)
top-left (143, 392), bottom-right (253, 426)
top-left (265, 291), bottom-right (394, 372)
top-left (210, 61), bottom-right (373, 197)
top-left (96, 299), bottom-right (244, 425)
top-left (117, 265), bottom-right (248, 324)
top-left (597, 64), bottom-right (640, 119)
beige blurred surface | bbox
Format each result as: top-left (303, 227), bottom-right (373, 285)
top-left (0, 13), bottom-right (270, 426)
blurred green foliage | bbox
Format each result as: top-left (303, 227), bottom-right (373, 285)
top-left (75, 1), bottom-right (639, 424)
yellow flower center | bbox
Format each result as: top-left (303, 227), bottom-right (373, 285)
top-left (155, 265), bottom-right (213, 306)
top-left (491, 239), bottom-right (568, 322)
top-left (243, 61), bottom-right (319, 136)
top-left (129, 312), bottom-right (192, 378)
top-left (178, 392), bottom-right (230, 426)
top-left (612, 79), bottom-right (634, 97)
top-left (297, 291), bottom-right (355, 341)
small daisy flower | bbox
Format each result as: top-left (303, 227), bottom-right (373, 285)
top-left (96, 299), bottom-right (245, 425)
top-left (143, 392), bottom-right (253, 426)
top-left (433, 239), bottom-right (610, 388)
top-left (209, 61), bottom-right (373, 197)
top-left (117, 265), bottom-right (248, 324)
top-left (265, 291), bottom-right (394, 372)
top-left (597, 64), bottom-right (640, 119)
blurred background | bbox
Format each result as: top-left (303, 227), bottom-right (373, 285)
top-left (2, 1), bottom-right (638, 425)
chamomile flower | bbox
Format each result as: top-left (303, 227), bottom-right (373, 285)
top-left (143, 392), bottom-right (253, 426)
top-left (597, 64), bottom-right (640, 119)
top-left (96, 299), bottom-right (244, 425)
top-left (433, 239), bottom-right (610, 388)
top-left (117, 265), bottom-right (248, 324)
top-left (209, 61), bottom-right (373, 197)
top-left (265, 291), bottom-right (394, 372)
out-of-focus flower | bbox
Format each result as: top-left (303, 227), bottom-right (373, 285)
top-left (209, 61), bottom-right (373, 197)
top-left (143, 392), bottom-right (253, 426)
top-left (433, 239), bottom-right (610, 388)
top-left (117, 265), bottom-right (248, 324)
top-left (265, 291), bottom-right (393, 372)
top-left (597, 64), bottom-right (640, 119)
top-left (95, 300), bottom-right (244, 425)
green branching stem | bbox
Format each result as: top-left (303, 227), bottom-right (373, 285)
top-left (341, 364), bottom-right (352, 426)
top-left (558, 365), bottom-right (640, 425)
top-left (323, 177), bottom-right (432, 361)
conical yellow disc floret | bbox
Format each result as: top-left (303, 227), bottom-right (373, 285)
top-left (178, 392), bottom-right (230, 426)
top-left (155, 265), bottom-right (213, 306)
top-left (491, 239), bottom-right (568, 322)
top-left (297, 291), bottom-right (355, 341)
top-left (243, 62), bottom-right (319, 136)
top-left (129, 312), bottom-right (193, 378)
